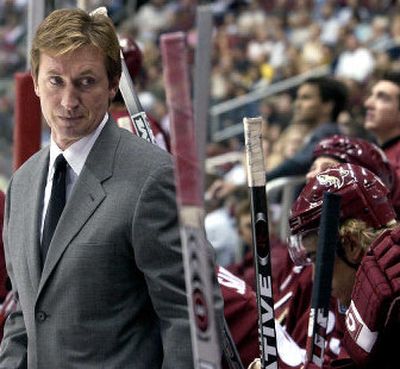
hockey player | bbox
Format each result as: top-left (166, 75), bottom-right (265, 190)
top-left (276, 135), bottom-right (396, 330)
top-left (288, 163), bottom-right (400, 368)
top-left (268, 136), bottom-right (399, 368)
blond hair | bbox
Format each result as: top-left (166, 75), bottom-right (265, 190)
top-left (31, 8), bottom-right (121, 85)
top-left (339, 218), bottom-right (397, 252)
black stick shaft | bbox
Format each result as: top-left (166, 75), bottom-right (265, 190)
top-left (306, 192), bottom-right (341, 367)
top-left (222, 317), bottom-right (245, 369)
top-left (243, 117), bottom-right (278, 369)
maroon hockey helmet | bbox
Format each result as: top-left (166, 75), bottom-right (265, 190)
top-left (288, 163), bottom-right (396, 265)
top-left (119, 35), bottom-right (142, 80)
top-left (313, 135), bottom-right (394, 191)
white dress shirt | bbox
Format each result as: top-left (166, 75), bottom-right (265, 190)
top-left (40, 113), bottom-right (109, 239)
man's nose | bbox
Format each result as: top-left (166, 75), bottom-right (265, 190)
top-left (61, 85), bottom-right (80, 111)
top-left (364, 95), bottom-right (373, 108)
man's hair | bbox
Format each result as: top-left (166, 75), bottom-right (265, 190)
top-left (339, 218), bottom-right (397, 253)
top-left (381, 71), bottom-right (400, 106)
top-left (30, 8), bottom-right (121, 85)
top-left (304, 76), bottom-right (349, 121)
top-left (382, 70), bottom-right (400, 87)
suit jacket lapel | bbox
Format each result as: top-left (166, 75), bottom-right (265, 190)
top-left (38, 119), bottom-right (121, 295)
top-left (24, 149), bottom-right (49, 293)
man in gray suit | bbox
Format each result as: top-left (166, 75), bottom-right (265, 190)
top-left (0, 8), bottom-right (220, 368)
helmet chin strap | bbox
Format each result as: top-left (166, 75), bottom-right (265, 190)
top-left (336, 239), bottom-right (360, 270)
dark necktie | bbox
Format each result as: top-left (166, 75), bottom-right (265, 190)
top-left (41, 154), bottom-right (67, 266)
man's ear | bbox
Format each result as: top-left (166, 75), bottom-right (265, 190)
top-left (109, 77), bottom-right (120, 100)
top-left (32, 73), bottom-right (39, 97)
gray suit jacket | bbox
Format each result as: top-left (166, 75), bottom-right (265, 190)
top-left (0, 119), bottom-right (201, 368)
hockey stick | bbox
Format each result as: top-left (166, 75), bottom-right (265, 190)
top-left (221, 317), bottom-right (246, 369)
top-left (192, 6), bottom-right (245, 369)
top-left (243, 116), bottom-right (278, 369)
top-left (119, 48), bottom-right (156, 144)
top-left (193, 4), bottom-right (213, 195)
top-left (306, 192), bottom-right (341, 367)
top-left (91, 7), bottom-right (156, 144)
top-left (161, 31), bottom-right (221, 369)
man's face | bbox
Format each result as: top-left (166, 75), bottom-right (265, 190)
top-left (33, 45), bottom-right (119, 150)
top-left (364, 80), bottom-right (400, 144)
top-left (293, 83), bottom-right (324, 125)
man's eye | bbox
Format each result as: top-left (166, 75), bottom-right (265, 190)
top-left (49, 76), bottom-right (63, 86)
top-left (376, 93), bottom-right (392, 103)
top-left (80, 77), bottom-right (95, 87)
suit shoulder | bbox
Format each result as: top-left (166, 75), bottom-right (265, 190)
top-left (12, 148), bottom-right (48, 180)
top-left (118, 129), bottom-right (173, 169)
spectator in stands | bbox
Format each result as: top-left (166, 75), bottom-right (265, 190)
top-left (336, 0), bottom-right (371, 26)
top-left (267, 76), bottom-right (349, 180)
top-left (267, 122), bottom-right (312, 172)
top-left (236, 1), bottom-right (267, 37)
top-left (364, 71), bottom-right (400, 207)
top-left (204, 183), bottom-right (241, 267)
top-left (298, 22), bottom-right (330, 73)
top-left (287, 8), bottom-right (313, 50)
top-left (128, 0), bottom-right (173, 43)
top-left (385, 13), bottom-right (400, 60)
top-left (367, 15), bottom-right (391, 52)
top-left (364, 71), bottom-right (400, 146)
top-left (334, 31), bottom-right (375, 83)
top-left (318, 1), bottom-right (341, 47)
top-left (207, 77), bottom-right (349, 203)
top-left (207, 78), bottom-right (346, 223)
top-left (246, 24), bottom-right (274, 67)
